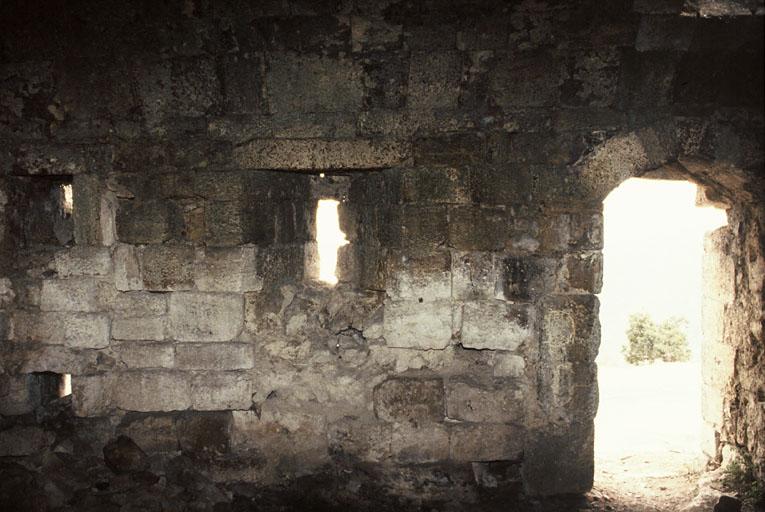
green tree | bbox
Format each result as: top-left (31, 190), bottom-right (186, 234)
top-left (622, 313), bottom-right (691, 364)
top-left (623, 313), bottom-right (658, 364)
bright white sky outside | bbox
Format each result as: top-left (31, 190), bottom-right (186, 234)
top-left (597, 178), bottom-right (728, 366)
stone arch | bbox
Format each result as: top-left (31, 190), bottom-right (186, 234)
top-left (575, 120), bottom-right (765, 479)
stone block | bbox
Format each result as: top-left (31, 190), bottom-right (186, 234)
top-left (40, 279), bottom-right (100, 312)
top-left (73, 374), bottom-right (114, 417)
top-left (73, 174), bottom-right (108, 246)
top-left (446, 379), bottom-right (524, 423)
top-left (328, 417), bottom-right (391, 462)
top-left (0, 426), bottom-right (54, 456)
top-left (114, 244), bottom-right (142, 291)
top-left (175, 343), bottom-right (254, 370)
top-left (115, 343), bottom-right (174, 369)
top-left (113, 372), bottom-right (191, 412)
top-left (388, 205), bottom-right (448, 255)
top-left (13, 143), bottom-right (112, 176)
top-left (266, 54), bottom-right (363, 114)
top-left (522, 422), bottom-right (594, 496)
top-left (169, 292), bottom-right (244, 342)
top-left (61, 313), bottom-right (111, 348)
top-left (190, 372), bottom-right (252, 410)
top-left (220, 53), bottom-right (267, 114)
top-left (176, 411), bottom-right (232, 454)
top-left (0, 374), bottom-right (34, 415)
top-left (451, 251), bottom-right (499, 301)
top-left (116, 200), bottom-right (176, 244)
top-left (492, 353), bottom-right (526, 378)
top-left (391, 423), bottom-right (449, 463)
top-left (386, 251), bottom-right (451, 301)
top-left (499, 256), bottom-right (560, 302)
top-left (232, 139), bottom-right (410, 170)
top-left (450, 423), bottom-right (524, 462)
top-left (140, 245), bottom-right (194, 291)
top-left (398, 167), bottom-right (470, 205)
top-left (541, 295), bottom-right (600, 363)
top-left (407, 51), bottom-right (462, 110)
top-left (373, 377), bottom-right (445, 424)
top-left (489, 51), bottom-right (563, 108)
top-left (460, 301), bottom-right (533, 351)
top-left (448, 206), bottom-right (507, 251)
top-left (383, 300), bottom-right (453, 350)
top-left (113, 291), bottom-right (167, 317)
top-left (112, 317), bottom-right (166, 341)
top-left (194, 246), bottom-right (262, 293)
top-left (563, 252), bottom-right (603, 294)
top-left (54, 247), bottom-right (112, 277)
top-left (118, 414), bottom-right (178, 452)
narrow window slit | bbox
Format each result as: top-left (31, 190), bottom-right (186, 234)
top-left (316, 199), bottom-right (348, 285)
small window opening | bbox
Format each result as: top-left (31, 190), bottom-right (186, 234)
top-left (316, 199), bottom-right (348, 285)
top-left (29, 372), bottom-right (71, 406)
top-left (61, 183), bottom-right (73, 217)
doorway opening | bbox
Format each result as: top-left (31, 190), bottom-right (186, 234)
top-left (595, 177), bottom-right (728, 506)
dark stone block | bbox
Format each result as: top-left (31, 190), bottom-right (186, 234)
top-left (176, 412), bottom-right (232, 455)
top-left (360, 51), bottom-right (408, 109)
top-left (522, 422), bottom-right (594, 496)
top-left (448, 206), bottom-right (507, 251)
top-left (116, 199), bottom-right (180, 244)
top-left (140, 244), bottom-right (194, 291)
top-left (413, 133), bottom-right (485, 166)
top-left (220, 54), bottom-right (267, 114)
top-left (103, 435), bottom-right (150, 474)
top-left (374, 377), bottom-right (445, 425)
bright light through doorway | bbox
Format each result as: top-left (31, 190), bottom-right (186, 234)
top-left (595, 178), bottom-right (727, 503)
top-left (316, 199), bottom-right (349, 285)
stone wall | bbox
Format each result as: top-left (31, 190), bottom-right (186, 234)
top-left (0, 0), bottom-right (762, 509)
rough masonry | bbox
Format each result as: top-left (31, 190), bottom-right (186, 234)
top-left (0, 0), bottom-right (762, 510)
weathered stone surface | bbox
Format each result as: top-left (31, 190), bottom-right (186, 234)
top-left (175, 343), bottom-right (254, 370)
top-left (113, 372), bottom-right (191, 412)
top-left (140, 245), bottom-right (194, 291)
top-left (113, 291), bottom-right (167, 317)
top-left (115, 343), bottom-right (174, 369)
top-left (563, 252), bottom-right (603, 294)
top-left (190, 372), bottom-right (252, 410)
top-left (176, 411), bottom-right (231, 454)
top-left (0, 374), bottom-right (34, 415)
top-left (451, 251), bottom-right (499, 301)
top-left (386, 251), bottom-right (451, 301)
top-left (114, 244), bottom-right (142, 291)
top-left (374, 377), bottom-right (444, 424)
top-left (194, 246), bottom-right (262, 292)
top-left (446, 379), bottom-right (524, 423)
top-left (54, 247), bottom-right (112, 277)
top-left (523, 422), bottom-right (595, 495)
top-left (232, 139), bottom-right (411, 170)
top-left (391, 423), bottom-right (449, 463)
top-left (408, 51), bottom-right (462, 110)
top-left (103, 435), bottom-right (150, 474)
top-left (0, 426), bottom-right (54, 456)
top-left (328, 417), bottom-right (391, 462)
top-left (169, 292), bottom-right (244, 342)
top-left (14, 143), bottom-right (112, 176)
top-left (118, 414), bottom-right (178, 452)
top-left (383, 300), bottom-right (453, 350)
top-left (450, 423), bottom-right (524, 462)
top-left (11, 311), bottom-right (110, 348)
top-left (40, 279), bottom-right (100, 312)
top-left (112, 317), bottom-right (165, 341)
top-left (72, 374), bottom-right (114, 417)
top-left (460, 301), bottom-right (534, 351)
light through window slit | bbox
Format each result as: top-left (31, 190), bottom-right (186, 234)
top-left (61, 183), bottom-right (73, 216)
top-left (316, 199), bottom-right (349, 285)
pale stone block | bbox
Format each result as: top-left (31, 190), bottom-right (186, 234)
top-left (191, 372), bottom-right (252, 410)
top-left (383, 300), bottom-right (453, 350)
top-left (113, 372), bottom-right (191, 412)
top-left (112, 317), bottom-right (166, 341)
top-left (169, 292), bottom-right (244, 342)
top-left (175, 343), bottom-right (254, 370)
top-left (113, 291), bottom-right (167, 317)
top-left (194, 246), bottom-right (263, 293)
top-left (62, 313), bottom-right (110, 348)
top-left (461, 301), bottom-right (533, 351)
top-left (115, 343), bottom-right (175, 369)
top-left (446, 379), bottom-right (524, 423)
top-left (72, 374), bottom-right (114, 417)
top-left (492, 353), bottom-right (526, 378)
top-left (386, 252), bottom-right (452, 301)
top-left (40, 279), bottom-right (100, 312)
top-left (391, 423), bottom-right (449, 463)
top-left (450, 423), bottom-right (523, 462)
top-left (114, 244), bottom-right (142, 291)
top-left (54, 247), bottom-right (113, 277)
